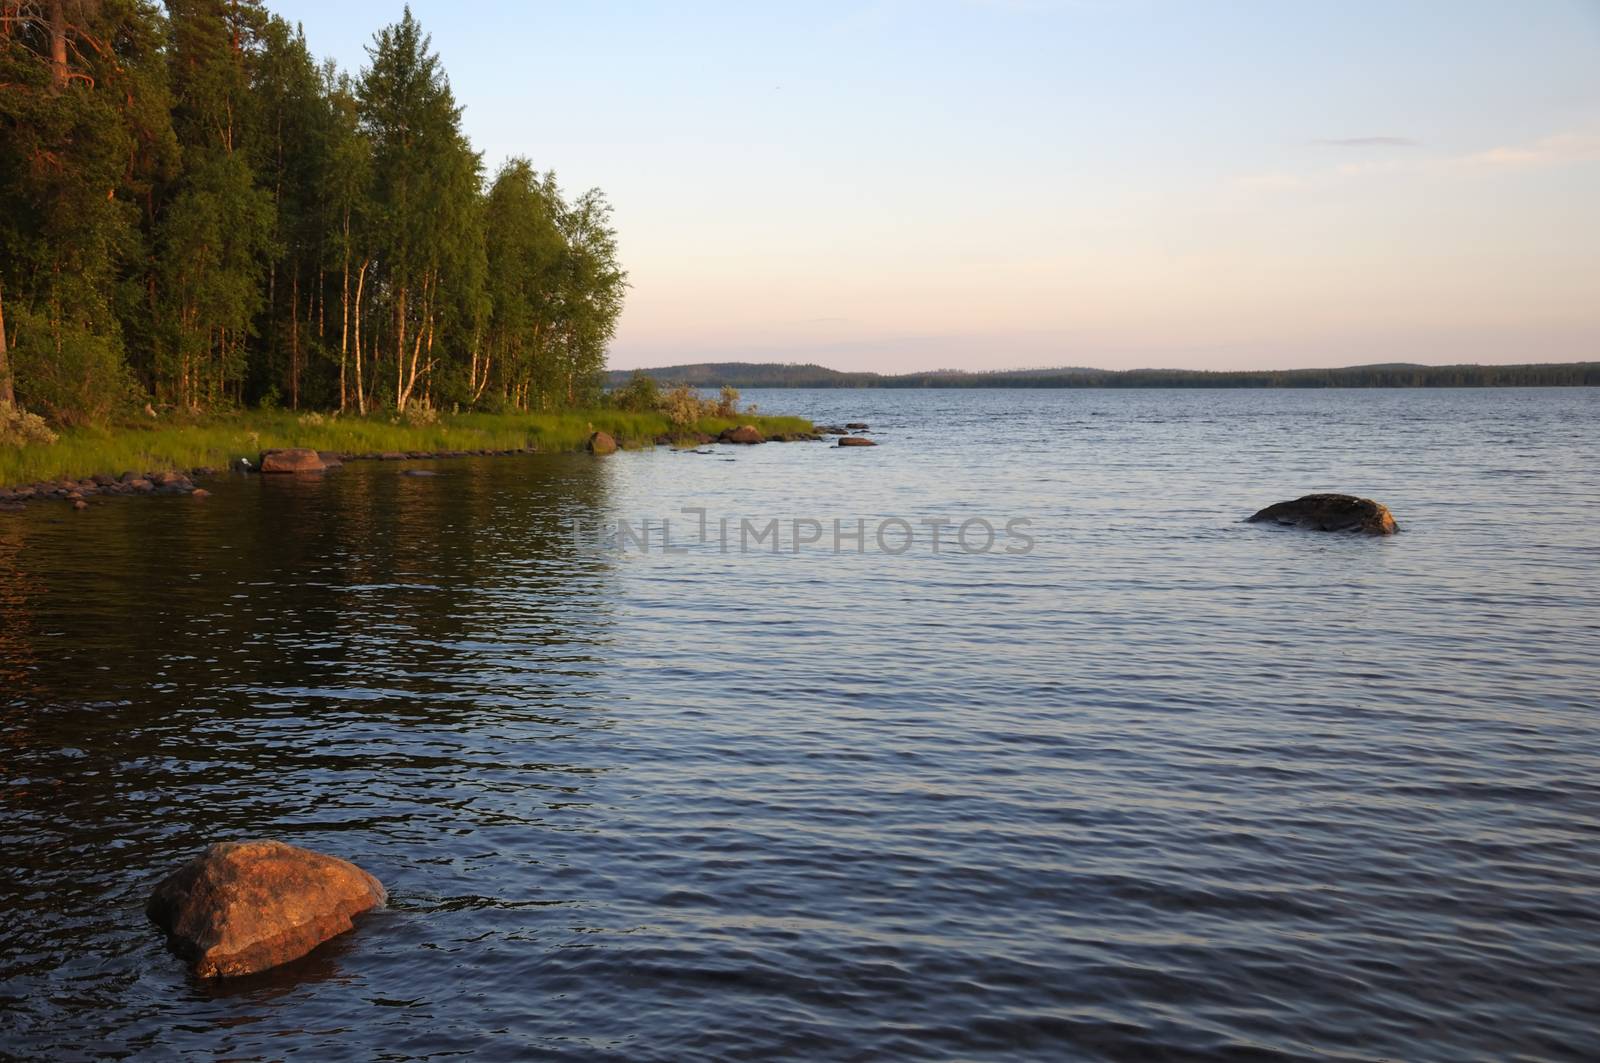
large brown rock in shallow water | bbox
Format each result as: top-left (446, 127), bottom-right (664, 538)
top-left (1247, 493), bottom-right (1398, 535)
top-left (258, 448), bottom-right (326, 474)
top-left (587, 430), bottom-right (618, 455)
top-left (147, 839), bottom-right (385, 978)
top-left (718, 425), bottom-right (765, 445)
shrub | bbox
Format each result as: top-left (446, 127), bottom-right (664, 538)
top-left (610, 372), bottom-right (660, 413)
top-left (9, 311), bottom-right (131, 426)
top-left (715, 385), bottom-right (740, 417)
top-left (400, 403), bottom-right (439, 427)
top-left (660, 383), bottom-right (709, 426)
top-left (0, 401), bottom-right (58, 447)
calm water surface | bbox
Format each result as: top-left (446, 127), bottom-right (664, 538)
top-left (2, 388), bottom-right (1599, 1060)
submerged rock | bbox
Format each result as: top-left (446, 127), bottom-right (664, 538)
top-left (587, 430), bottom-right (618, 455)
top-left (259, 448), bottom-right (326, 474)
top-left (1247, 493), bottom-right (1398, 535)
top-left (837, 436), bottom-right (877, 447)
top-left (846, 422), bottom-right (869, 430)
top-left (719, 425), bottom-right (765, 445)
top-left (147, 839), bottom-right (386, 979)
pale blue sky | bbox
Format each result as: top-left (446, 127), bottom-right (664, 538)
top-left (266, 0), bottom-right (1600, 372)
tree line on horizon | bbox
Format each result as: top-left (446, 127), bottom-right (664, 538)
top-left (0, 0), bottom-right (626, 427)
top-left (609, 361), bottom-right (1600, 390)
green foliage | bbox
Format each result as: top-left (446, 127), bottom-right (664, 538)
top-left (608, 371), bottom-right (660, 412)
top-left (0, 1), bottom-right (628, 427)
top-left (7, 308), bottom-right (133, 426)
top-left (0, 401), bottom-right (58, 448)
top-left (0, 408), bottom-right (816, 487)
top-left (660, 383), bottom-right (707, 427)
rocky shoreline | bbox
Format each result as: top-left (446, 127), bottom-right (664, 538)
top-left (0, 422), bottom-right (881, 512)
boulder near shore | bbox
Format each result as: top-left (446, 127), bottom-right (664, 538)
top-left (258, 448), bottom-right (327, 474)
top-left (719, 425), bottom-right (765, 445)
top-left (147, 839), bottom-right (386, 978)
top-left (1247, 494), bottom-right (1398, 535)
top-left (837, 436), bottom-right (877, 447)
top-left (587, 431), bottom-right (618, 454)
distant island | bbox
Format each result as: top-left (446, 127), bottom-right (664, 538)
top-left (607, 361), bottom-right (1600, 389)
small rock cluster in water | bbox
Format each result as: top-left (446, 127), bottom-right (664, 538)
top-left (0, 469), bottom-right (212, 511)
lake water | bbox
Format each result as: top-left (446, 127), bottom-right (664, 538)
top-left (2, 387), bottom-right (1599, 1060)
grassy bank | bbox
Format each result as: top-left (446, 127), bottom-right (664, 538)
top-left (1, 409), bottom-right (815, 488)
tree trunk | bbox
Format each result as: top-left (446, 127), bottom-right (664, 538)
top-left (290, 268), bottom-right (300, 410)
top-left (339, 225), bottom-right (350, 413)
top-left (49, 0), bottom-right (68, 91)
top-left (394, 284), bottom-right (407, 411)
top-left (0, 279), bottom-right (13, 406)
top-left (353, 257), bottom-right (368, 415)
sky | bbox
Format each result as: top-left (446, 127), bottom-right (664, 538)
top-left (266, 0), bottom-right (1600, 373)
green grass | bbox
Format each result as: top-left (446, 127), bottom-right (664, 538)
top-left (0, 408), bottom-right (815, 488)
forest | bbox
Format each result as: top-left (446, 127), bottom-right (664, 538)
top-left (1, 0), bottom-right (626, 429)
top-left (608, 361), bottom-right (1600, 390)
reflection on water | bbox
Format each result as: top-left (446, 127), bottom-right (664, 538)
top-left (3, 389), bottom-right (1600, 1060)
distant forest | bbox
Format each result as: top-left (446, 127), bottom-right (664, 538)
top-left (608, 361), bottom-right (1600, 390)
top-left (1, 2), bottom-right (626, 425)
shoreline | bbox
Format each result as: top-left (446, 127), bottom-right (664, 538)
top-left (0, 416), bottom-right (855, 512)
top-left (0, 408), bottom-right (820, 508)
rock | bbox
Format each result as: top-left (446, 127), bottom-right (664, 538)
top-left (718, 425), bottom-right (765, 445)
top-left (587, 431), bottom-right (618, 455)
top-left (259, 448), bottom-right (327, 474)
top-left (192, 488), bottom-right (211, 500)
top-left (379, 451), bottom-right (406, 461)
top-left (1247, 493), bottom-right (1398, 536)
top-left (129, 478), bottom-right (155, 493)
top-left (653, 434), bottom-right (672, 446)
top-left (316, 452), bottom-right (345, 469)
top-left (815, 425), bottom-right (850, 435)
top-left (71, 499), bottom-right (89, 511)
top-left (65, 491), bottom-right (84, 502)
top-left (191, 466), bottom-right (218, 478)
top-left (153, 471), bottom-right (193, 493)
top-left (837, 436), bottom-right (878, 447)
top-left (846, 422), bottom-right (869, 430)
top-left (119, 471), bottom-right (140, 484)
top-left (147, 839), bottom-right (385, 979)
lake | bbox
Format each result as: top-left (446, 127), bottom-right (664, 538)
top-left (2, 387), bottom-right (1598, 1060)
